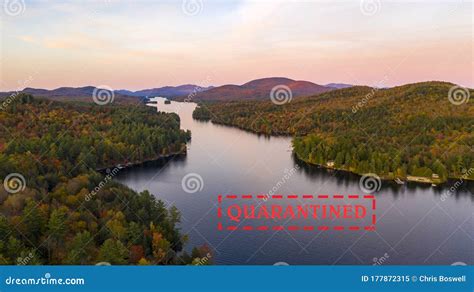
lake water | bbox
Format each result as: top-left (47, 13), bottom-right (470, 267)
top-left (115, 98), bottom-right (473, 265)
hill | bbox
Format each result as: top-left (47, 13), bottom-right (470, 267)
top-left (0, 94), bottom-right (211, 265)
top-left (177, 77), bottom-right (331, 101)
top-left (116, 84), bottom-right (213, 98)
top-left (0, 86), bottom-right (142, 105)
top-left (325, 83), bottom-right (353, 89)
top-left (193, 81), bottom-right (474, 183)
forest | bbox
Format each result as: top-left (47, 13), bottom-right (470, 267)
top-left (0, 94), bottom-right (211, 265)
top-left (193, 82), bottom-right (474, 183)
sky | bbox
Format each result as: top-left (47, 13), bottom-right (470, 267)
top-left (0, 0), bottom-right (472, 91)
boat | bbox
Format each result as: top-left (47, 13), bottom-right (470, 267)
top-left (394, 178), bottom-right (405, 185)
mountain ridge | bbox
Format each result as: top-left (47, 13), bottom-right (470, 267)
top-left (175, 77), bottom-right (332, 101)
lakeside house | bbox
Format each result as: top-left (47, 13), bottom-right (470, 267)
top-left (406, 175), bottom-right (432, 183)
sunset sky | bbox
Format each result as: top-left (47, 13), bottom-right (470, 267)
top-left (0, 0), bottom-right (472, 91)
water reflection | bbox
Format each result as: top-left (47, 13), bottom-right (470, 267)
top-left (115, 97), bottom-right (473, 265)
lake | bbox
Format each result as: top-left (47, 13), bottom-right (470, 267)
top-left (115, 98), bottom-right (473, 265)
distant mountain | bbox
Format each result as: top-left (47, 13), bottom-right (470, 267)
top-left (23, 86), bottom-right (98, 97)
top-left (116, 85), bottom-right (213, 98)
top-left (0, 86), bottom-right (142, 104)
top-left (0, 79), bottom-right (329, 103)
top-left (325, 83), bottom-right (353, 89)
top-left (178, 77), bottom-right (331, 101)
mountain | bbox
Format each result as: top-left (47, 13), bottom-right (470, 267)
top-left (116, 85), bottom-right (213, 98)
top-left (325, 83), bottom-right (353, 89)
top-left (177, 77), bottom-right (331, 101)
top-left (23, 86), bottom-right (98, 97)
top-left (0, 86), bottom-right (143, 104)
top-left (193, 81), bottom-right (474, 183)
top-left (0, 84), bottom-right (214, 103)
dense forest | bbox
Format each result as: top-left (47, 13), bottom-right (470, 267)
top-left (0, 94), bottom-right (211, 265)
top-left (193, 82), bottom-right (474, 183)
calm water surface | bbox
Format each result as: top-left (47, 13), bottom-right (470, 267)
top-left (115, 98), bottom-right (473, 265)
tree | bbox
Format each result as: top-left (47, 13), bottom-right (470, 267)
top-left (66, 231), bottom-right (94, 265)
top-left (98, 239), bottom-right (128, 265)
top-left (21, 199), bottom-right (45, 244)
top-left (47, 207), bottom-right (68, 262)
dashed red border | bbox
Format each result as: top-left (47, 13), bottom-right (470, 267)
top-left (217, 194), bottom-right (376, 231)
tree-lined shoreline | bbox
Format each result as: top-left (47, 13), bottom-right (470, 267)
top-left (193, 82), bottom-right (474, 184)
top-left (0, 94), bottom-right (210, 265)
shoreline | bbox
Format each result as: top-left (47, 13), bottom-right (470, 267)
top-left (192, 116), bottom-right (294, 137)
top-left (293, 152), bottom-right (473, 186)
top-left (96, 145), bottom-right (187, 173)
top-left (194, 116), bottom-right (472, 186)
